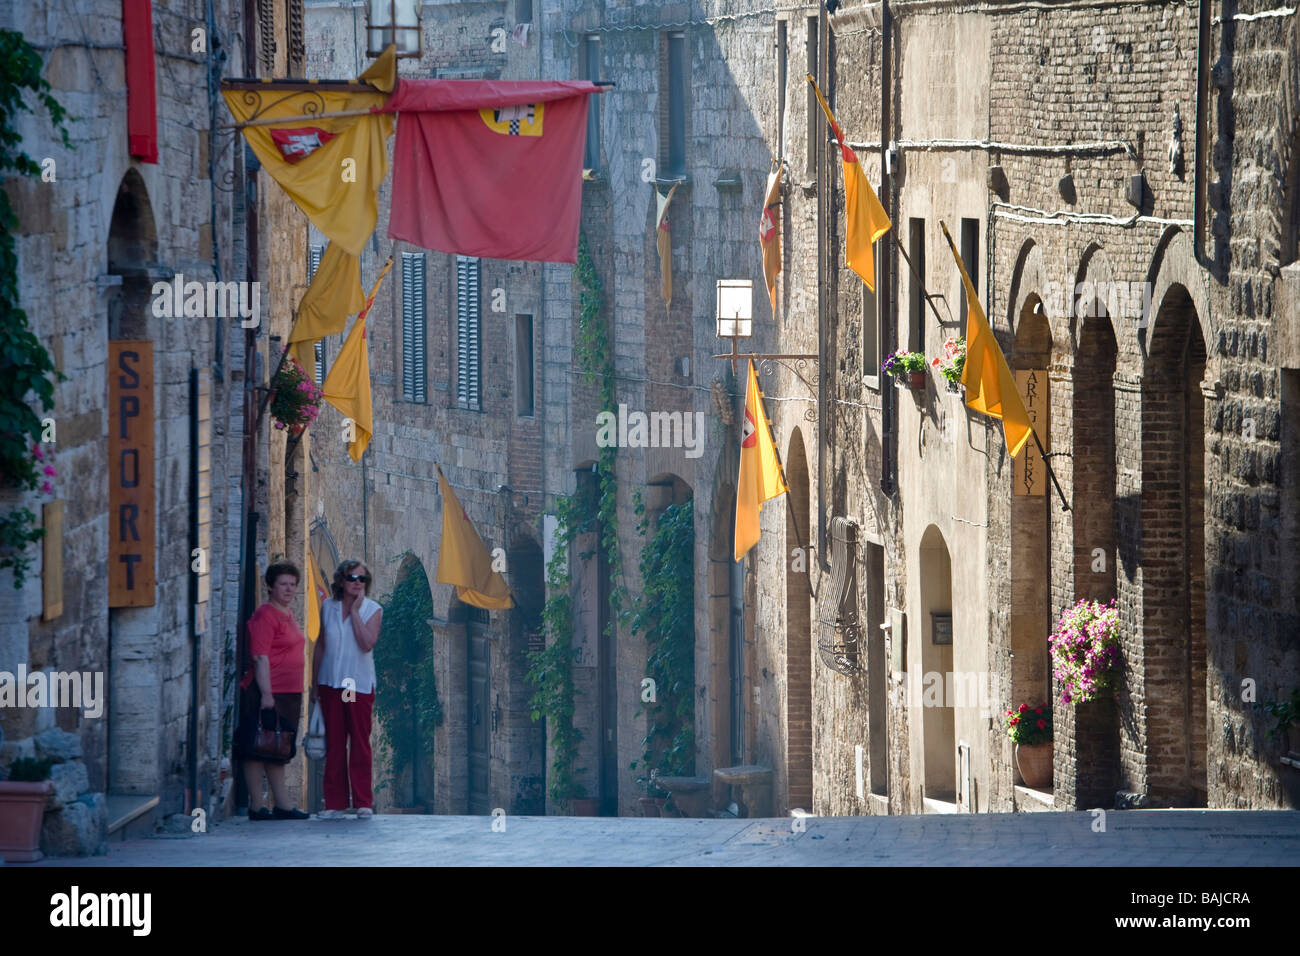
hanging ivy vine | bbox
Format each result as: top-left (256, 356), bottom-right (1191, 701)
top-left (373, 561), bottom-right (443, 807)
top-left (0, 32), bottom-right (70, 586)
top-left (629, 494), bottom-right (696, 794)
top-left (527, 232), bottom-right (629, 810)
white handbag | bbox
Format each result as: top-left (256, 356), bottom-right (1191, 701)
top-left (304, 701), bottom-right (326, 760)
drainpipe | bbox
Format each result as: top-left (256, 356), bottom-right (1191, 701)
top-left (880, 0), bottom-right (896, 497)
top-left (817, 2), bottom-right (830, 567)
top-left (1193, 0), bottom-right (1211, 268)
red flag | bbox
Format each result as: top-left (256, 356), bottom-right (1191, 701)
top-left (123, 0), bottom-right (158, 164)
top-left (383, 80), bottom-right (601, 263)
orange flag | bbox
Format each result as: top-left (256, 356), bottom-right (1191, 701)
top-left (759, 166), bottom-right (782, 311)
top-left (435, 466), bottom-right (513, 610)
top-left (289, 242), bottom-right (364, 370)
top-left (808, 76), bottom-right (891, 291)
top-left (321, 258), bottom-right (392, 461)
top-left (940, 221), bottom-right (1034, 457)
top-left (734, 360), bottom-right (789, 562)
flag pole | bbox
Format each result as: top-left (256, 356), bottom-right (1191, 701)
top-left (937, 221), bottom-right (1071, 513)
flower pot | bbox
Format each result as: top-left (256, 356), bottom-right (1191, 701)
top-left (637, 796), bottom-right (662, 818)
top-left (907, 370), bottom-right (926, 390)
top-left (570, 797), bottom-right (600, 816)
top-left (0, 780), bottom-right (53, 863)
top-left (1015, 742), bottom-right (1053, 789)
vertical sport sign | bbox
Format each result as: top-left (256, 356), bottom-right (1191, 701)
top-left (109, 341), bottom-right (156, 606)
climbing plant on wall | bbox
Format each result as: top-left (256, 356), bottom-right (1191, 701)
top-left (374, 561), bottom-right (443, 806)
top-left (630, 495), bottom-right (696, 791)
top-left (0, 32), bottom-right (70, 586)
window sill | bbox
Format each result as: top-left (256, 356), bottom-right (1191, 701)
top-left (863, 374), bottom-right (880, 392)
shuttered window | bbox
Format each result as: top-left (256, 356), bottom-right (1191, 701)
top-left (308, 244), bottom-right (325, 385)
top-left (456, 255), bottom-right (481, 409)
top-left (402, 251), bottom-right (427, 403)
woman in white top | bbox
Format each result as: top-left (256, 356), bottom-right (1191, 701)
top-left (311, 559), bottom-right (383, 818)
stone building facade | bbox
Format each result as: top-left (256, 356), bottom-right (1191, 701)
top-left (1, 0), bottom-right (309, 854)
top-left (303, 0), bottom-right (1299, 820)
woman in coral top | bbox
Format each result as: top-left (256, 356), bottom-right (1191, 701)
top-left (234, 562), bottom-right (310, 820)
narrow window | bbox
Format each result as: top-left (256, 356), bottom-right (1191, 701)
top-left (776, 20), bottom-right (787, 160)
top-left (584, 35), bottom-right (601, 171)
top-left (909, 218), bottom-right (926, 353)
top-left (402, 251), bottom-right (427, 403)
top-left (665, 32), bottom-right (687, 178)
top-left (308, 243), bottom-right (325, 385)
top-left (862, 224), bottom-right (879, 382)
top-left (516, 0), bottom-right (532, 23)
top-left (805, 17), bottom-right (818, 179)
top-left (960, 217), bottom-right (979, 320)
top-left (516, 314), bottom-right (534, 417)
top-left (456, 255), bottom-right (481, 409)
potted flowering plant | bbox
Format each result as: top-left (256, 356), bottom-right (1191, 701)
top-left (0, 756), bottom-right (55, 862)
top-left (930, 336), bottom-right (965, 392)
top-left (269, 355), bottom-right (324, 436)
top-left (881, 349), bottom-right (927, 390)
top-left (1049, 598), bottom-right (1121, 705)
top-left (1004, 702), bottom-right (1053, 788)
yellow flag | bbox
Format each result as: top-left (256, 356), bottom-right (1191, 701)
top-left (656, 182), bottom-right (679, 307)
top-left (305, 551), bottom-right (325, 642)
top-left (221, 58), bottom-right (394, 256)
top-left (940, 221), bottom-right (1034, 458)
top-left (289, 242), bottom-right (365, 370)
top-left (320, 259), bottom-right (391, 461)
top-left (808, 77), bottom-right (891, 290)
top-left (435, 466), bottom-right (513, 610)
top-left (735, 360), bottom-right (789, 562)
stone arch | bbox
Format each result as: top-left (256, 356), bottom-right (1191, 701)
top-left (107, 168), bottom-right (158, 340)
top-left (784, 427), bottom-right (812, 814)
top-left (1143, 227), bottom-right (1216, 369)
top-left (918, 525), bottom-right (955, 801)
top-left (1073, 242), bottom-right (1128, 356)
top-left (1008, 238), bottom-right (1068, 351)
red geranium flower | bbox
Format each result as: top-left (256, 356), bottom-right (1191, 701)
top-left (1018, 704), bottom-right (1028, 713)
top-left (1010, 716), bottom-right (1020, 726)
top-left (1037, 719), bottom-right (1046, 729)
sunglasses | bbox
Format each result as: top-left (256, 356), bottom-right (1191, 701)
top-left (344, 573), bottom-right (371, 584)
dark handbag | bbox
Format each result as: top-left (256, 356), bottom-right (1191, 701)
top-left (249, 707), bottom-right (294, 761)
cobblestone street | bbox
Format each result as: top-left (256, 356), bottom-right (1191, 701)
top-left (32, 810), bottom-right (1300, 867)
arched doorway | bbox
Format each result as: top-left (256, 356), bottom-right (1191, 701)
top-left (106, 169), bottom-right (159, 797)
top-left (784, 429), bottom-right (812, 814)
top-left (507, 535), bottom-right (546, 813)
top-left (1141, 283), bottom-right (1208, 806)
top-left (1067, 270), bottom-right (1122, 807)
top-left (1010, 293), bottom-right (1053, 728)
top-left (919, 525), bottom-right (955, 801)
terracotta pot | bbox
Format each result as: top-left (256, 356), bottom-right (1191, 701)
top-left (0, 780), bottom-right (53, 863)
top-left (570, 797), bottom-right (600, 817)
top-left (1015, 742), bottom-right (1053, 789)
top-left (637, 796), bottom-right (661, 818)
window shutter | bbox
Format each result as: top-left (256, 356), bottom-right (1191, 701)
top-left (457, 256), bottom-right (481, 409)
top-left (308, 244), bottom-right (325, 384)
top-left (402, 252), bottom-right (427, 403)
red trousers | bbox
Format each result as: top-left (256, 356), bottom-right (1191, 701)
top-left (318, 684), bottom-right (374, 810)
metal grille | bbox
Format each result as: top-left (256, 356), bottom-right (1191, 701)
top-left (818, 516), bottom-right (861, 674)
top-left (456, 255), bottom-right (481, 409)
top-left (402, 252), bottom-right (427, 403)
top-left (258, 0), bottom-right (276, 74)
top-left (288, 0), bottom-right (305, 72)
